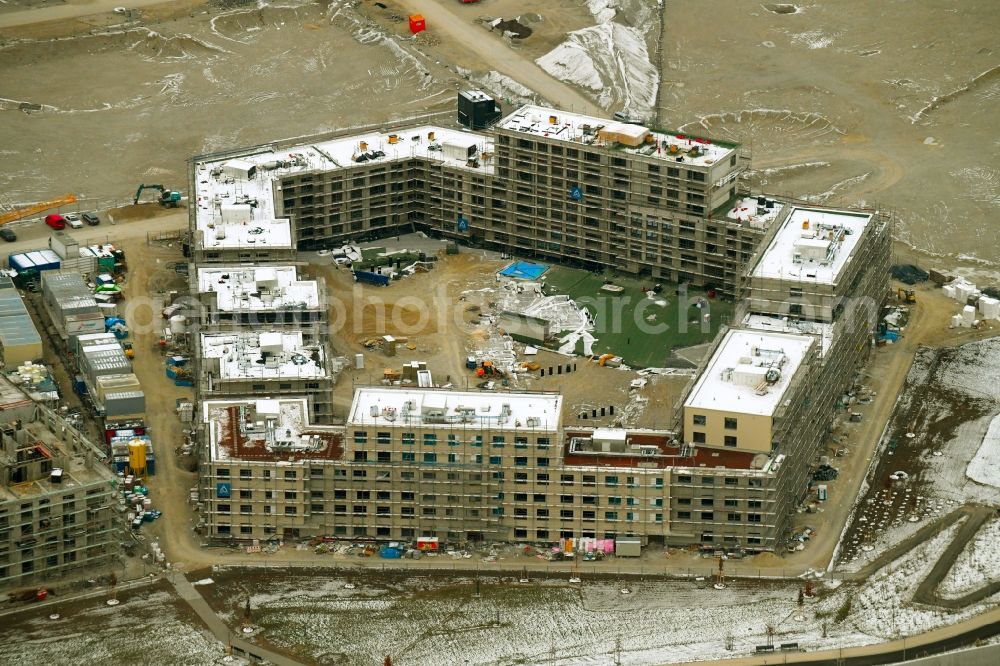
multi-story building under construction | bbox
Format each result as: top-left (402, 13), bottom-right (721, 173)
top-left (190, 99), bottom-right (771, 297)
top-left (0, 379), bottom-right (119, 590)
top-left (189, 100), bottom-right (890, 553)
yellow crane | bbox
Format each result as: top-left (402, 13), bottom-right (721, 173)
top-left (0, 194), bottom-right (77, 226)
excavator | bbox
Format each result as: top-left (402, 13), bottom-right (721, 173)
top-left (0, 193), bottom-right (77, 226)
top-left (134, 184), bottom-right (181, 208)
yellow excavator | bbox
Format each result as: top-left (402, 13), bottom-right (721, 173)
top-left (0, 194), bottom-right (77, 226)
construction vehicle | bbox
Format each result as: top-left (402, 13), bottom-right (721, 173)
top-left (122, 341), bottom-right (134, 359)
top-left (134, 184), bottom-right (181, 208)
top-left (0, 193), bottom-right (77, 226)
top-left (897, 288), bottom-right (916, 303)
top-left (596, 353), bottom-right (623, 367)
top-left (475, 360), bottom-right (505, 378)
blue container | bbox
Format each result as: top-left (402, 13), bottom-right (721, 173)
top-left (379, 547), bottom-right (402, 559)
top-left (353, 270), bottom-right (390, 286)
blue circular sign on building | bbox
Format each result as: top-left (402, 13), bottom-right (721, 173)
top-left (570, 186), bottom-right (583, 201)
top-left (457, 215), bottom-right (469, 232)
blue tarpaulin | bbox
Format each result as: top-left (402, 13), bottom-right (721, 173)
top-left (499, 261), bottom-right (548, 280)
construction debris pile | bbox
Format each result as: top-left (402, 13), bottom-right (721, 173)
top-left (494, 279), bottom-right (595, 355)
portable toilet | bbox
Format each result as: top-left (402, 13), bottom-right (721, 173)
top-left (409, 14), bottom-right (425, 34)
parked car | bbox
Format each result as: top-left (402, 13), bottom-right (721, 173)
top-left (67, 217), bottom-right (83, 229)
top-left (0, 228), bottom-right (16, 242)
top-left (83, 212), bottom-right (100, 226)
top-left (44, 214), bottom-right (65, 230)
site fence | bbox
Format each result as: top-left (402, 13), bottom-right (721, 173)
top-left (207, 556), bottom-right (852, 583)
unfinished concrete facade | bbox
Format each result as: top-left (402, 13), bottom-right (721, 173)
top-left (0, 388), bottom-right (119, 590)
top-left (187, 103), bottom-right (891, 554)
top-left (667, 204), bottom-right (891, 551)
top-left (196, 330), bottom-right (336, 424)
top-left (190, 102), bottom-right (765, 296)
top-left (198, 393), bottom-right (685, 545)
top-left (190, 265), bottom-right (328, 339)
top-left (746, 206), bottom-right (892, 322)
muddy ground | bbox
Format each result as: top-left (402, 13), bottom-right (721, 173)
top-left (306, 243), bottom-right (692, 430)
top-left (0, 0), bottom-right (461, 212)
top-left (658, 0), bottom-right (1000, 270)
top-left (2, 0), bottom-right (997, 274)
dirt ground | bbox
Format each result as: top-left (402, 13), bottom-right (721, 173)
top-left (2, 0), bottom-right (998, 630)
top-left (778, 278), bottom-right (1000, 570)
top-left (658, 0), bottom-right (1000, 270)
top-left (0, 0), bottom-right (463, 214)
top-left (316, 242), bottom-right (690, 429)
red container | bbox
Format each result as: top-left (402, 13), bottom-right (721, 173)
top-left (409, 14), bottom-right (425, 34)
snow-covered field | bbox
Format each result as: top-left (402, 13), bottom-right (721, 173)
top-left (966, 414), bottom-right (1000, 490)
top-left (204, 527), bottom-right (1000, 666)
top-left (937, 517), bottom-right (1000, 599)
top-left (837, 339), bottom-right (1000, 568)
top-left (536, 0), bottom-right (660, 120)
top-left (0, 588), bottom-right (225, 666)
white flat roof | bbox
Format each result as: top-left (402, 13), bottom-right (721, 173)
top-left (192, 158), bottom-right (293, 250)
top-left (751, 206), bottom-right (873, 284)
top-left (685, 328), bottom-right (815, 417)
top-left (742, 313), bottom-right (834, 357)
top-left (193, 126), bottom-right (494, 252)
top-left (348, 387), bottom-right (562, 432)
top-left (197, 266), bottom-right (319, 311)
top-left (726, 196), bottom-right (786, 230)
top-left (201, 330), bottom-right (327, 380)
top-left (498, 105), bottom-right (736, 168)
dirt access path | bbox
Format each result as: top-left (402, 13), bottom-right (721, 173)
top-left (0, 0), bottom-right (200, 29)
top-left (390, 0), bottom-right (603, 115)
top-left (772, 279), bottom-right (1000, 574)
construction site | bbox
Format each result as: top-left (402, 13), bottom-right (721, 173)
top-left (1, 0), bottom-right (998, 664)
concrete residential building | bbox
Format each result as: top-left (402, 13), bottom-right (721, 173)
top-left (746, 206), bottom-right (891, 322)
top-left (192, 265), bottom-right (327, 338)
top-left (189, 99), bottom-right (766, 296)
top-left (189, 101), bottom-right (891, 554)
top-left (197, 330), bottom-right (336, 423)
top-left (677, 328), bottom-right (824, 549)
top-left (189, 150), bottom-right (297, 264)
top-left (198, 391), bottom-right (683, 544)
top-left (667, 203), bottom-right (890, 550)
top-left (0, 382), bottom-right (119, 590)
top-left (198, 385), bottom-right (852, 550)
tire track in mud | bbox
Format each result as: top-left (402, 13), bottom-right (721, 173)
top-left (910, 64), bottom-right (1000, 124)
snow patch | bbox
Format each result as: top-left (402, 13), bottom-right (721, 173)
top-left (937, 518), bottom-right (1000, 597)
top-left (792, 30), bottom-right (835, 49)
top-left (966, 413), bottom-right (1000, 488)
top-left (536, 22), bottom-right (657, 119)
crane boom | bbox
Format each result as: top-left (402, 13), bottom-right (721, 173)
top-left (0, 194), bottom-right (78, 226)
